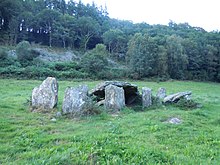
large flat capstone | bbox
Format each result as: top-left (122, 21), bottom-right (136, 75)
top-left (32, 77), bottom-right (58, 110)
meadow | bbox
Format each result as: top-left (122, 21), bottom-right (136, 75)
top-left (0, 79), bottom-right (219, 164)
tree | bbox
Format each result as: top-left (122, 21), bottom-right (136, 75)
top-left (17, 11), bottom-right (34, 42)
top-left (52, 14), bottom-right (76, 48)
top-left (44, 0), bottom-right (66, 14)
top-left (127, 33), bottom-right (158, 79)
top-left (203, 44), bottom-right (218, 80)
top-left (182, 38), bottom-right (201, 79)
top-left (80, 44), bottom-right (108, 76)
top-left (102, 29), bottom-right (127, 54)
top-left (76, 16), bottom-right (100, 50)
top-left (66, 0), bottom-right (76, 16)
top-left (0, 0), bottom-right (22, 45)
top-left (157, 45), bottom-right (169, 78)
top-left (36, 9), bottom-right (61, 47)
top-left (165, 35), bottom-right (188, 79)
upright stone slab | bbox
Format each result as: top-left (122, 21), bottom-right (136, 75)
top-left (142, 87), bottom-right (152, 108)
top-left (90, 81), bottom-right (139, 105)
top-left (62, 85), bottom-right (89, 116)
top-left (32, 77), bottom-right (58, 110)
top-left (104, 84), bottom-right (125, 111)
top-left (156, 87), bottom-right (166, 99)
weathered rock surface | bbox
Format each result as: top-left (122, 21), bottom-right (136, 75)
top-left (157, 87), bottom-right (166, 99)
top-left (163, 91), bottom-right (192, 103)
top-left (32, 77), bottom-right (58, 110)
top-left (104, 84), bottom-right (125, 111)
top-left (62, 85), bottom-right (89, 116)
top-left (142, 87), bottom-right (152, 108)
top-left (167, 118), bottom-right (182, 124)
top-left (96, 100), bottom-right (105, 106)
top-left (90, 81), bottom-right (139, 105)
top-left (34, 48), bottom-right (79, 62)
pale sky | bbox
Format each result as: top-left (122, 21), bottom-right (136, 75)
top-left (79, 0), bottom-right (220, 32)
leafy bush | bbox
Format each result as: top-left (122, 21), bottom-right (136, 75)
top-left (23, 66), bottom-right (56, 79)
top-left (57, 70), bottom-right (88, 79)
top-left (106, 68), bottom-right (128, 79)
top-left (0, 47), bottom-right (8, 60)
top-left (16, 41), bottom-right (39, 66)
top-left (52, 62), bottom-right (80, 71)
top-left (80, 44), bottom-right (109, 77)
top-left (0, 65), bottom-right (25, 77)
top-left (0, 47), bottom-right (14, 67)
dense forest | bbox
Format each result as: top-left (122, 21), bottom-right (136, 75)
top-left (0, 0), bottom-right (220, 82)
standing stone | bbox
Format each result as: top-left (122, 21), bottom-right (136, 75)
top-left (32, 77), bottom-right (58, 111)
top-left (62, 85), bottom-right (89, 117)
top-left (104, 85), bottom-right (125, 111)
top-left (90, 81), bottom-right (139, 105)
top-left (142, 87), bottom-right (152, 108)
top-left (156, 87), bottom-right (166, 99)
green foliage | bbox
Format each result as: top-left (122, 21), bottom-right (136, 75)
top-left (76, 16), bottom-right (101, 50)
top-left (16, 41), bottom-right (39, 66)
top-left (0, 59), bottom-right (88, 79)
top-left (102, 29), bottom-right (127, 55)
top-left (36, 9), bottom-right (62, 47)
top-left (165, 35), bottom-right (188, 79)
top-left (0, 65), bottom-right (24, 77)
top-left (1, 0), bottom-right (220, 81)
top-left (127, 33), bottom-right (158, 79)
top-left (0, 47), bottom-right (8, 60)
top-left (52, 14), bottom-right (76, 48)
top-left (51, 62), bottom-right (79, 71)
top-left (80, 44), bottom-right (109, 78)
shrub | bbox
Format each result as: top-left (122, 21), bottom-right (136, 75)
top-left (80, 44), bottom-right (109, 77)
top-left (16, 41), bottom-right (39, 66)
top-left (0, 47), bottom-right (8, 60)
top-left (53, 62), bottom-right (79, 71)
top-left (57, 70), bottom-right (88, 79)
top-left (0, 47), bottom-right (13, 67)
top-left (0, 65), bottom-right (25, 78)
top-left (23, 66), bottom-right (56, 79)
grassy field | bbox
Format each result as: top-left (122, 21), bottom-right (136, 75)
top-left (0, 79), bottom-right (219, 164)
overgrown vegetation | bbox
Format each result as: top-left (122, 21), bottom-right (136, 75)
top-left (1, 0), bottom-right (220, 81)
top-left (0, 79), bottom-right (219, 164)
top-left (16, 41), bottom-right (40, 66)
top-left (0, 43), bottom-right (129, 80)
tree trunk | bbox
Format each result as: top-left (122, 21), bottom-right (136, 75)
top-left (62, 38), bottom-right (66, 48)
top-left (84, 33), bottom-right (93, 51)
top-left (49, 23), bottom-right (52, 47)
top-left (49, 32), bottom-right (52, 47)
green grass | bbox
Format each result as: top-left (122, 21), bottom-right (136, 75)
top-left (0, 79), bottom-right (219, 164)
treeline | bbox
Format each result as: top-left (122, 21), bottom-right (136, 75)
top-left (0, 0), bottom-right (220, 81)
